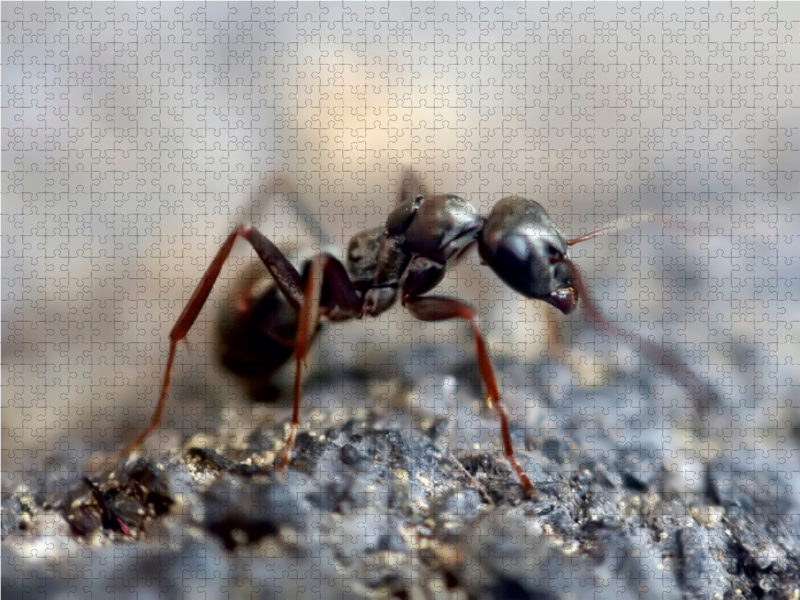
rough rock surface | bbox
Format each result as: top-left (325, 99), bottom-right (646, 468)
top-left (3, 394), bottom-right (799, 599)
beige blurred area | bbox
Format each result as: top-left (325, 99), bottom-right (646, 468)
top-left (3, 4), bottom-right (799, 480)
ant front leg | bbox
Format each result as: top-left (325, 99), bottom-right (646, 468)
top-left (566, 219), bottom-right (719, 419)
top-left (571, 265), bottom-right (718, 416)
top-left (403, 294), bottom-right (539, 500)
top-left (120, 225), bottom-right (306, 458)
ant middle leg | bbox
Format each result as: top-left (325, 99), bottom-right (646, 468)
top-left (273, 254), bottom-right (363, 469)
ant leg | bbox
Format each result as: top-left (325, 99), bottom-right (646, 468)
top-left (121, 225), bottom-right (307, 458)
top-left (572, 268), bottom-right (717, 414)
top-left (274, 254), bottom-right (362, 470)
top-left (568, 217), bottom-right (716, 410)
top-left (273, 257), bottom-right (322, 469)
top-left (403, 295), bottom-right (539, 500)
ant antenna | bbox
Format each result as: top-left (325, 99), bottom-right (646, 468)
top-left (567, 213), bottom-right (701, 247)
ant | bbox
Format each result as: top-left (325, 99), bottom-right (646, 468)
top-left (121, 179), bottom-right (703, 500)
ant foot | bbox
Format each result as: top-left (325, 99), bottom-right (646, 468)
top-left (273, 425), bottom-right (298, 471)
top-left (508, 456), bottom-right (540, 501)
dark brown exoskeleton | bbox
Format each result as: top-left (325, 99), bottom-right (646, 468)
top-left (121, 192), bottom-right (620, 499)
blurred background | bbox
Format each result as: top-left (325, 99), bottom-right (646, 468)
top-left (3, 3), bottom-right (799, 492)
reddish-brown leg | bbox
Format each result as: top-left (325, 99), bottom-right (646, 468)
top-left (273, 254), bottom-right (362, 469)
top-left (571, 267), bottom-right (716, 413)
top-left (272, 258), bottom-right (319, 469)
top-left (403, 295), bottom-right (539, 500)
top-left (568, 218), bottom-right (716, 413)
top-left (120, 225), bottom-right (307, 458)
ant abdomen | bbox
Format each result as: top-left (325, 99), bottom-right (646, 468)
top-left (219, 285), bottom-right (321, 402)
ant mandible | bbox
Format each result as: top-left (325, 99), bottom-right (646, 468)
top-left (122, 187), bottom-right (623, 499)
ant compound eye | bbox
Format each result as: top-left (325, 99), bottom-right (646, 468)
top-left (552, 260), bottom-right (573, 282)
top-left (545, 242), bottom-right (564, 263)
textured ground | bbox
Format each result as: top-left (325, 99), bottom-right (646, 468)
top-left (3, 357), bottom-right (799, 599)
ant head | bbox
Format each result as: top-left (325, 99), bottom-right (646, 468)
top-left (478, 196), bottom-right (578, 314)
